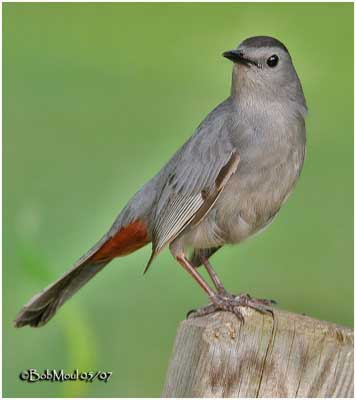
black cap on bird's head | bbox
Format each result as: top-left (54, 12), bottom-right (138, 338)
top-left (239, 36), bottom-right (289, 53)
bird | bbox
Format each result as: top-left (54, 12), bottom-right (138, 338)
top-left (14, 36), bottom-right (307, 328)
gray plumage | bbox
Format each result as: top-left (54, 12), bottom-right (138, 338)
top-left (14, 36), bottom-right (307, 328)
top-left (150, 36), bottom-right (306, 261)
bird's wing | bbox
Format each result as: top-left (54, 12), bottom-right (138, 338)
top-left (145, 106), bottom-right (239, 271)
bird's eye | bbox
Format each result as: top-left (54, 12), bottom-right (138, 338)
top-left (267, 55), bottom-right (279, 67)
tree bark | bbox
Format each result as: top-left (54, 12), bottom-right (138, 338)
top-left (162, 308), bottom-right (353, 398)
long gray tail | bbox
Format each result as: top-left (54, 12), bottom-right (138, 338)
top-left (14, 213), bottom-right (150, 328)
top-left (14, 258), bottom-right (109, 328)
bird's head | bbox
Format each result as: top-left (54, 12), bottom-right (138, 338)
top-left (224, 36), bottom-right (306, 109)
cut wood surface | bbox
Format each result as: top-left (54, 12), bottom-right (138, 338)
top-left (162, 308), bottom-right (353, 398)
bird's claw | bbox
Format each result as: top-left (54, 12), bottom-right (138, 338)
top-left (187, 292), bottom-right (275, 321)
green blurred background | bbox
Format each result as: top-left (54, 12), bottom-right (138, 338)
top-left (3, 2), bottom-right (353, 397)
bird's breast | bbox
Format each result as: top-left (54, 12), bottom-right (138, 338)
top-left (215, 123), bottom-right (306, 243)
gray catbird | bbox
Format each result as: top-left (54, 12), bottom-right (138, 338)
top-left (14, 36), bottom-right (307, 328)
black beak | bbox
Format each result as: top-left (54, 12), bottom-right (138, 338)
top-left (223, 50), bottom-right (256, 67)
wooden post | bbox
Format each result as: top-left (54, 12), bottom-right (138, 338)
top-left (162, 308), bottom-right (353, 398)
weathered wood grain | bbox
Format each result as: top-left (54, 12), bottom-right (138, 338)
top-left (162, 308), bottom-right (353, 398)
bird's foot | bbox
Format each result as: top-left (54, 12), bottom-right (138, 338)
top-left (187, 292), bottom-right (275, 321)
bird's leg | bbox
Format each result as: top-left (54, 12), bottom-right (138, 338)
top-left (175, 254), bottom-right (274, 321)
top-left (200, 255), bottom-right (228, 295)
top-left (200, 255), bottom-right (276, 306)
top-left (175, 254), bottom-right (242, 320)
top-left (175, 256), bottom-right (216, 298)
